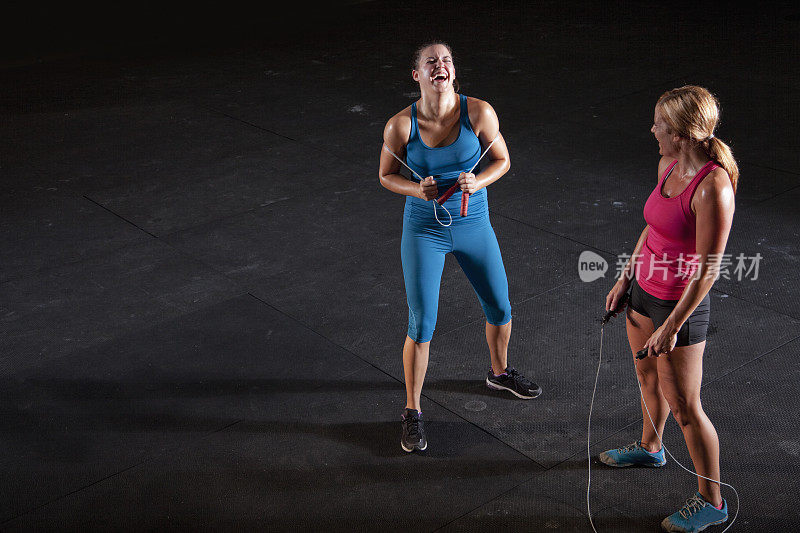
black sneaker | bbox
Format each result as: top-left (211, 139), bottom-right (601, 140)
top-left (486, 367), bottom-right (542, 399)
top-left (400, 408), bottom-right (427, 452)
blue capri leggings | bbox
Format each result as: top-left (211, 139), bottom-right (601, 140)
top-left (401, 196), bottom-right (512, 343)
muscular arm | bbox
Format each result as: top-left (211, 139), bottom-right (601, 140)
top-left (378, 110), bottom-right (424, 199)
top-left (661, 169), bottom-right (735, 336)
top-left (462, 99), bottom-right (510, 191)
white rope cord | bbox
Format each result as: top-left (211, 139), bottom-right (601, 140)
top-left (587, 320), bottom-right (739, 532)
top-left (586, 325), bottom-right (606, 533)
top-left (382, 133), bottom-right (500, 227)
top-left (467, 134), bottom-right (499, 175)
top-left (382, 144), bottom-right (453, 227)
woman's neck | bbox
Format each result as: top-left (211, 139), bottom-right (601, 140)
top-left (418, 90), bottom-right (458, 121)
top-left (676, 145), bottom-right (710, 178)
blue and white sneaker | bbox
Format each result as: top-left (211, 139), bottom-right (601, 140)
top-left (598, 440), bottom-right (666, 467)
top-left (661, 492), bottom-right (728, 532)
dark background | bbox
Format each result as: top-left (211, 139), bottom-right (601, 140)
top-left (2, 1), bottom-right (799, 531)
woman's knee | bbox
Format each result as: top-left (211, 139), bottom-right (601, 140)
top-left (407, 307), bottom-right (437, 343)
top-left (665, 395), bottom-right (703, 427)
top-left (636, 365), bottom-right (660, 391)
top-left (482, 296), bottom-right (511, 326)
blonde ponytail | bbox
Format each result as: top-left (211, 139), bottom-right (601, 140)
top-left (704, 136), bottom-right (739, 193)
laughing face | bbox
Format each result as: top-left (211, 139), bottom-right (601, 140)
top-left (412, 44), bottom-right (455, 93)
top-left (651, 106), bottom-right (678, 157)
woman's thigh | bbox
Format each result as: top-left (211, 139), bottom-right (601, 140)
top-left (451, 222), bottom-right (511, 324)
top-left (657, 342), bottom-right (706, 407)
top-left (401, 222), bottom-right (448, 340)
top-left (627, 307), bottom-right (659, 378)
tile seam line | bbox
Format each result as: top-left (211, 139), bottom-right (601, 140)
top-left (552, 332), bottom-right (800, 470)
top-left (601, 333), bottom-right (800, 440)
top-left (0, 418), bottom-right (244, 525)
top-left (739, 162), bottom-right (800, 178)
top-left (699, 331), bottom-right (800, 388)
top-left (201, 104), bottom-right (366, 166)
top-left (490, 210), bottom-right (610, 255)
top-left (17, 197), bottom-right (392, 389)
top-left (11, 175), bottom-right (782, 291)
top-left (86, 170), bottom-right (374, 244)
top-left (244, 291), bottom-right (547, 467)
top-left (82, 194), bottom-right (158, 239)
top-left (597, 328), bottom-right (800, 421)
top-left (152, 174), bottom-right (378, 240)
top-left (492, 211), bottom-right (800, 322)
top-left (0, 460), bottom-right (147, 525)
top-left (737, 181), bottom-right (800, 211)
top-left (79, 171), bottom-right (376, 243)
top-left (433, 281), bottom-right (574, 338)
top-left (12, 198), bottom-right (796, 373)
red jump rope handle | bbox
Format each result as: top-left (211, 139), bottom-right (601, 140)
top-left (460, 191), bottom-right (469, 216)
top-left (436, 182), bottom-right (460, 205)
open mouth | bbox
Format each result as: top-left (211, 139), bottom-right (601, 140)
top-left (431, 71), bottom-right (449, 83)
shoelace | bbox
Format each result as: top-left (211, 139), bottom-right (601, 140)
top-left (403, 415), bottom-right (420, 438)
top-left (617, 441), bottom-right (642, 454)
top-left (507, 368), bottom-right (533, 389)
top-left (678, 494), bottom-right (707, 519)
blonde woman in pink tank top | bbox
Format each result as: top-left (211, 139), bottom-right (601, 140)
top-left (601, 86), bottom-right (739, 533)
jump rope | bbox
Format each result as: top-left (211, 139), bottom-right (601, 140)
top-left (587, 293), bottom-right (740, 532)
top-left (382, 135), bottom-right (499, 227)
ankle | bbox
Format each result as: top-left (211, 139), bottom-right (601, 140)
top-left (490, 364), bottom-right (507, 376)
top-left (700, 491), bottom-right (723, 509)
top-left (640, 440), bottom-right (661, 453)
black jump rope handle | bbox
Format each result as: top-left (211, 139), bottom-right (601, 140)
top-left (601, 292), bottom-right (629, 325)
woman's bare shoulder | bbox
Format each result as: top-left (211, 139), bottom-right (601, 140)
top-left (384, 106), bottom-right (413, 144)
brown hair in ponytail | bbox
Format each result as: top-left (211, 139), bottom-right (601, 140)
top-left (656, 85), bottom-right (739, 193)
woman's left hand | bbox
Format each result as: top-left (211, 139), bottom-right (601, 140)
top-left (642, 323), bottom-right (678, 358)
top-left (458, 172), bottom-right (478, 194)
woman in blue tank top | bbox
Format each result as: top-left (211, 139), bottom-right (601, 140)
top-left (378, 42), bottom-right (542, 453)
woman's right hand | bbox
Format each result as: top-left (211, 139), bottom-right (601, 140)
top-left (605, 278), bottom-right (631, 316)
top-left (418, 176), bottom-right (438, 201)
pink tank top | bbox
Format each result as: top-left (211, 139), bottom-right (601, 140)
top-left (636, 159), bottom-right (718, 300)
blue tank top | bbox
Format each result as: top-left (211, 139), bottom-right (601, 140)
top-left (404, 94), bottom-right (488, 221)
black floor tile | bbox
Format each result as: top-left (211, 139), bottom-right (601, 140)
top-left (1, 239), bottom-right (243, 370)
top-left (161, 183), bottom-right (402, 285)
top-left (0, 294), bottom-right (373, 523)
top-left (3, 365), bottom-right (541, 531)
top-left (713, 185), bottom-right (800, 320)
top-left (0, 191), bottom-right (148, 283)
